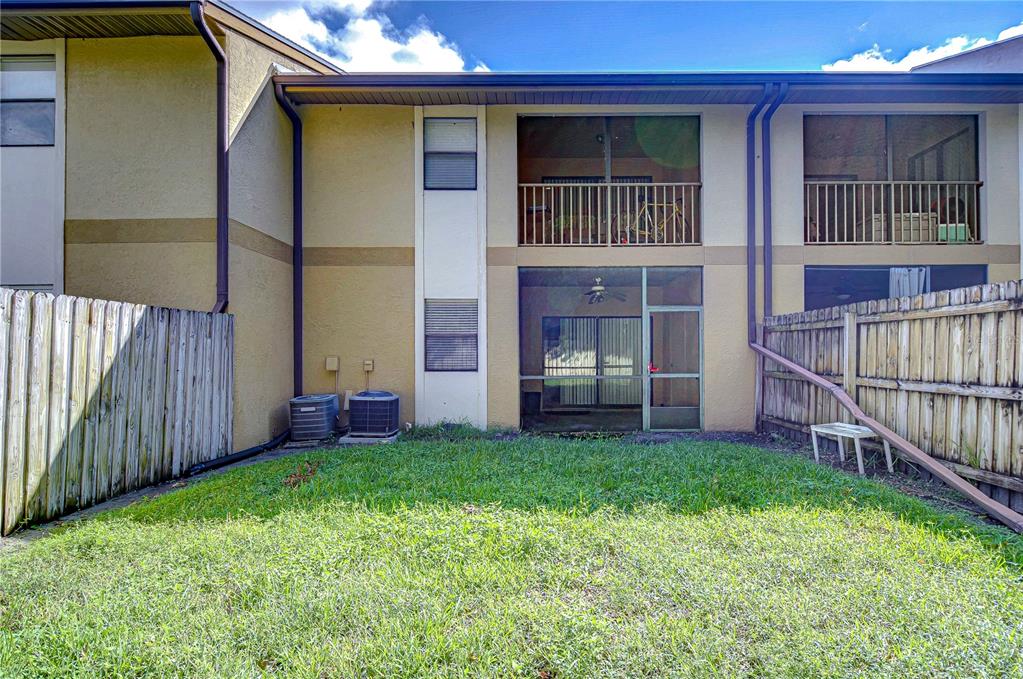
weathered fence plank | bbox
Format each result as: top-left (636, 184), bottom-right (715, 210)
top-left (5, 292), bottom-right (31, 533)
top-left (80, 298), bottom-right (105, 508)
top-left (64, 297), bottom-right (90, 511)
top-left (760, 279), bottom-right (1023, 511)
top-left (46, 295), bottom-right (73, 517)
top-left (0, 290), bottom-right (11, 529)
top-left (25, 293), bottom-right (53, 522)
top-left (0, 288), bottom-right (234, 535)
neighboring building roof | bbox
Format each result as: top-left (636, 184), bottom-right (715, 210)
top-left (912, 34), bottom-right (1023, 73)
top-left (0, 0), bottom-right (342, 74)
top-left (274, 71), bottom-right (1023, 106)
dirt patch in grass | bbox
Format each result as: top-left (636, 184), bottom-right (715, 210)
top-left (283, 461), bottom-right (321, 488)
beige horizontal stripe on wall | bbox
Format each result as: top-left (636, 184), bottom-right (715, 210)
top-left (229, 222), bottom-right (292, 264)
top-left (66, 218), bottom-right (216, 244)
top-left (303, 247), bottom-right (414, 266)
top-left (65, 218), bottom-right (294, 264)
top-left (799, 244), bottom-right (1020, 266)
top-left (489, 244), bottom-right (1019, 267)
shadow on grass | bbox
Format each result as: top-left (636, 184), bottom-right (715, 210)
top-left (90, 436), bottom-right (1023, 566)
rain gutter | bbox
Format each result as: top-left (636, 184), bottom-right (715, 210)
top-left (273, 83), bottom-right (304, 397)
top-left (190, 0), bottom-right (229, 313)
top-left (760, 82), bottom-right (788, 318)
top-left (745, 83), bottom-right (774, 343)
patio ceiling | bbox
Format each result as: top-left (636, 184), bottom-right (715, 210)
top-left (275, 72), bottom-right (1023, 106)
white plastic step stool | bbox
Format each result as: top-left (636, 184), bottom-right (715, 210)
top-left (810, 422), bottom-right (894, 476)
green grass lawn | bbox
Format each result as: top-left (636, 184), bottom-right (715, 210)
top-left (1, 434), bottom-right (1021, 677)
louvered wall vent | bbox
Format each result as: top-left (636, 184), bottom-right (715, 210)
top-left (425, 298), bottom-right (478, 371)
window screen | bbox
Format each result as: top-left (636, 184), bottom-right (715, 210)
top-left (1, 100), bottom-right (55, 146)
top-left (424, 118), bottom-right (476, 190)
top-left (425, 299), bottom-right (478, 371)
top-left (1, 56), bottom-right (56, 147)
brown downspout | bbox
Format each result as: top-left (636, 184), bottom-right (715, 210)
top-left (760, 82), bottom-right (788, 318)
top-left (191, 1), bottom-right (229, 313)
top-left (744, 84), bottom-right (1023, 533)
top-left (273, 83), bottom-right (303, 397)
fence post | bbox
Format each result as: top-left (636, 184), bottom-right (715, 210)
top-left (843, 311), bottom-right (858, 423)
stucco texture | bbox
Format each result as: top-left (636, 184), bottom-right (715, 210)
top-left (302, 266), bottom-right (415, 426)
top-left (229, 244), bottom-right (293, 449)
top-left (65, 37), bottom-right (216, 220)
top-left (486, 264), bottom-right (520, 427)
top-left (303, 105), bottom-right (414, 248)
top-left (228, 46), bottom-right (296, 246)
top-left (300, 105), bottom-right (415, 425)
top-left (64, 241), bottom-right (215, 311)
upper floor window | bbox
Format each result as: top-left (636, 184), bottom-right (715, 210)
top-left (423, 117), bottom-right (476, 190)
top-left (517, 116), bottom-right (702, 246)
top-left (803, 114), bottom-right (980, 244)
top-left (1, 56), bottom-right (56, 147)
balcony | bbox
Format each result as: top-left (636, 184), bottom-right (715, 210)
top-left (519, 182), bottom-right (701, 246)
top-left (517, 115), bottom-right (701, 247)
top-left (803, 113), bottom-right (981, 246)
top-left (804, 180), bottom-right (981, 245)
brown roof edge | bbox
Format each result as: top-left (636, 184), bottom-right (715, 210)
top-left (0, 0), bottom-right (342, 74)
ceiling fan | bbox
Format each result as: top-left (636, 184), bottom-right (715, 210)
top-left (583, 277), bottom-right (626, 305)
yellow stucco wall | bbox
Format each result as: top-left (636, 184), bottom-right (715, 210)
top-left (62, 32), bottom-right (301, 450)
top-left (486, 264), bottom-right (519, 427)
top-left (229, 244), bottom-right (293, 448)
top-left (65, 37), bottom-right (216, 221)
top-left (302, 266), bottom-right (416, 425)
top-left (225, 29), bottom-right (306, 138)
top-left (63, 36), bottom-right (217, 313)
top-left (64, 239), bottom-right (215, 311)
top-left (227, 35), bottom-right (299, 246)
top-left (302, 105), bottom-right (416, 423)
top-left (304, 106), bottom-right (414, 247)
top-left (224, 30), bottom-right (303, 448)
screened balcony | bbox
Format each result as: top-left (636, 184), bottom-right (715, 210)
top-left (518, 116), bottom-right (701, 246)
top-left (803, 114), bottom-right (981, 245)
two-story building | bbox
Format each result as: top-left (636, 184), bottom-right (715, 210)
top-left (2, 1), bottom-right (1021, 446)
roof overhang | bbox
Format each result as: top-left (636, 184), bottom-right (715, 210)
top-left (273, 72), bottom-right (1023, 106)
top-left (0, 0), bottom-right (341, 74)
top-left (1, 1), bottom-right (198, 40)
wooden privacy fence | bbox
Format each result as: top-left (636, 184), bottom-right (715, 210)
top-left (1, 288), bottom-right (234, 535)
top-left (758, 280), bottom-right (1023, 512)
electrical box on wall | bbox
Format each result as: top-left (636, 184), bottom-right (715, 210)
top-left (363, 359), bottom-right (375, 372)
top-left (325, 355), bottom-right (339, 372)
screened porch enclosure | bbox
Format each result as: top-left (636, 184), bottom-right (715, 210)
top-left (519, 267), bottom-right (703, 432)
top-left (517, 116), bottom-right (702, 246)
top-left (803, 114), bottom-right (981, 244)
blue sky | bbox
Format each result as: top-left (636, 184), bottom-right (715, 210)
top-left (235, 1), bottom-right (1023, 72)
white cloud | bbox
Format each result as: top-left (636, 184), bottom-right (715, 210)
top-left (823, 20), bottom-right (1023, 71)
top-left (261, 0), bottom-right (488, 72)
